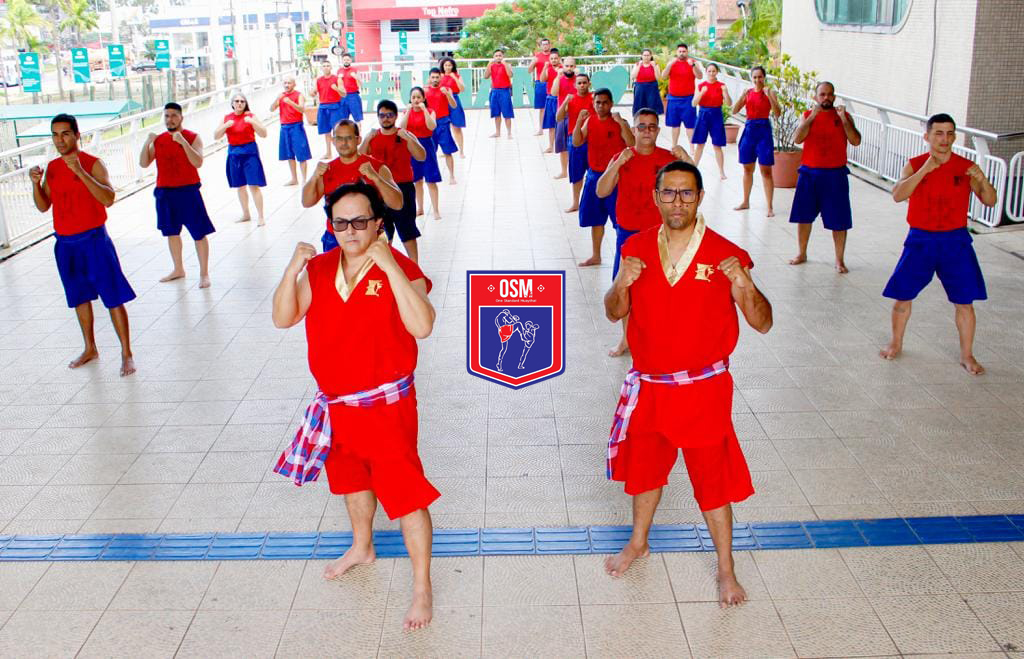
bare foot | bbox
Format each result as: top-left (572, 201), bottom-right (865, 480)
top-left (879, 343), bottom-right (901, 360)
top-left (257, 218), bottom-right (266, 227)
top-left (489, 133), bottom-right (499, 138)
top-left (766, 208), bottom-right (775, 218)
top-left (433, 213), bottom-right (442, 221)
top-left (507, 134), bottom-right (513, 140)
top-left (403, 589), bottom-right (433, 630)
top-left (608, 340), bottom-right (630, 358)
top-left (718, 571), bottom-right (747, 608)
top-left (835, 261), bottom-right (848, 274)
top-left (449, 178), bottom-right (457, 186)
top-left (416, 209), bottom-right (425, 217)
top-left (120, 355), bottom-right (136, 377)
top-left (604, 542), bottom-right (649, 577)
top-left (68, 348), bottom-right (98, 370)
top-left (734, 202), bottom-right (750, 211)
top-left (533, 130), bottom-right (543, 136)
top-left (199, 276), bottom-right (211, 289)
top-left (960, 355), bottom-right (985, 375)
top-left (235, 216), bottom-right (251, 223)
top-left (323, 544), bottom-right (375, 580)
top-left (544, 147), bottom-right (553, 154)
top-left (789, 254), bottom-right (807, 266)
top-left (285, 179), bottom-right (298, 186)
top-left (565, 205), bottom-right (579, 213)
top-left (720, 173), bottom-right (727, 180)
top-left (159, 270), bottom-right (185, 283)
top-left (554, 173), bottom-right (567, 180)
top-left (459, 153), bottom-right (465, 159)
top-left (578, 256), bottom-right (601, 267)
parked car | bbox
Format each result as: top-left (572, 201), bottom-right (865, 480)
top-left (131, 60), bottom-right (158, 73)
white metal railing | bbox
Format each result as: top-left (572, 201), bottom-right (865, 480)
top-left (1007, 152), bottom-right (1024, 223)
top-left (0, 69), bottom-right (297, 248)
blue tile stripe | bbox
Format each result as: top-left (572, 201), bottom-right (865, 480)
top-left (1, 514), bottom-right (1022, 561)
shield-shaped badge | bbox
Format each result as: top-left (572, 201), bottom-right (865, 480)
top-left (467, 271), bottom-right (565, 389)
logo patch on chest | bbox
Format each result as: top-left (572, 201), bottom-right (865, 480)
top-left (694, 264), bottom-right (715, 281)
top-left (366, 280), bottom-right (383, 296)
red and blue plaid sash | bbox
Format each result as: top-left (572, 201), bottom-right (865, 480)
top-left (607, 359), bottom-right (729, 478)
top-left (274, 374), bottom-right (415, 486)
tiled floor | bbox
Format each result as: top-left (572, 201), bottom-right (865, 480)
top-left (1, 108), bottom-right (1023, 656)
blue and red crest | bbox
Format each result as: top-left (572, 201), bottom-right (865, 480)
top-left (467, 271), bottom-right (565, 389)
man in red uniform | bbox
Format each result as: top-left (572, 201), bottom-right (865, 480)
top-left (556, 72), bottom-right (594, 212)
top-left (789, 81), bottom-right (861, 273)
top-left (540, 49), bottom-right (563, 153)
top-left (272, 181), bottom-right (438, 630)
top-left (361, 99), bottom-right (427, 262)
top-left (31, 113), bottom-right (137, 377)
top-left (336, 52), bottom-right (364, 127)
top-left (484, 49), bottom-right (514, 139)
top-left (139, 102), bottom-right (215, 288)
top-left (603, 161), bottom-right (772, 608)
top-left (550, 55), bottom-right (577, 180)
top-left (425, 68), bottom-right (459, 184)
top-left (881, 113), bottom-right (996, 375)
top-left (301, 120), bottom-right (403, 252)
top-left (528, 38), bottom-right (552, 135)
top-left (314, 60), bottom-right (344, 158)
top-left (270, 75), bottom-right (312, 185)
top-left (661, 43), bottom-right (703, 149)
top-left (597, 109), bottom-right (692, 356)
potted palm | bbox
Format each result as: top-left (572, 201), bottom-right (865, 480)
top-left (765, 54), bottom-right (817, 188)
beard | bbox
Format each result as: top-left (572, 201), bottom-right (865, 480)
top-left (820, 100), bottom-right (834, 110)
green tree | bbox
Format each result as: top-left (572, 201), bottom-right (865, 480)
top-left (59, 0), bottom-right (100, 46)
top-left (723, 0), bottom-right (782, 64)
top-left (1, 0), bottom-right (50, 51)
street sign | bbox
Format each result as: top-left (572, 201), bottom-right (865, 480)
top-left (154, 39), bottom-right (170, 69)
top-left (223, 35), bottom-right (235, 59)
top-left (108, 44), bottom-right (126, 78)
top-left (295, 33), bottom-right (306, 51)
top-left (460, 29), bottom-right (469, 39)
top-left (345, 32), bottom-right (356, 53)
top-left (398, 30), bottom-right (408, 55)
top-left (71, 48), bottom-right (90, 83)
top-left (593, 34), bottom-right (603, 55)
top-left (19, 52), bottom-right (41, 93)
top-left (708, 25), bottom-right (716, 50)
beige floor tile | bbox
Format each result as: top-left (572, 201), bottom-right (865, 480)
top-left (0, 563), bottom-right (50, 609)
top-left (663, 551), bottom-right (769, 602)
top-left (574, 553), bottom-right (675, 605)
top-left (20, 562), bottom-right (131, 611)
top-left (678, 600), bottom-right (794, 658)
top-left (378, 605), bottom-right (482, 658)
top-left (775, 597), bottom-right (897, 657)
top-left (481, 605), bottom-right (585, 658)
top-left (91, 483), bottom-right (185, 519)
top-left (964, 591), bottom-right (1024, 653)
top-left (176, 609), bottom-right (289, 659)
top-left (0, 610), bottom-right (102, 658)
top-left (791, 467), bottom-right (888, 505)
top-left (200, 560), bottom-right (304, 610)
top-left (840, 546), bottom-right (955, 596)
top-left (485, 476), bottom-right (566, 514)
top-left (927, 542), bottom-right (1024, 593)
top-left (483, 555), bottom-right (578, 606)
top-left (870, 594), bottom-right (1001, 654)
top-left (292, 559), bottom-right (395, 610)
top-left (582, 603), bottom-right (689, 658)
top-left (110, 561), bottom-right (219, 610)
top-left (390, 556), bottom-right (482, 608)
top-left (753, 549), bottom-right (862, 599)
top-left (278, 608), bottom-right (385, 658)
top-left (78, 610), bottom-right (193, 659)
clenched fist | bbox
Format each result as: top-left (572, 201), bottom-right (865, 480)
top-left (615, 256), bottom-right (645, 289)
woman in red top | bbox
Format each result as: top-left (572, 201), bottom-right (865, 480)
top-left (631, 49), bottom-right (664, 117)
top-left (438, 57), bottom-right (466, 157)
top-left (732, 65), bottom-right (781, 216)
top-left (214, 93), bottom-right (269, 225)
top-left (691, 63), bottom-right (732, 180)
top-left (400, 87), bottom-right (442, 220)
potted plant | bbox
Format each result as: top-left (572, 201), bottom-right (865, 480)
top-left (722, 104), bottom-right (741, 143)
top-left (765, 54), bottom-right (817, 188)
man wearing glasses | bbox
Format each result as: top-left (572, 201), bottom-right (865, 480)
top-left (302, 120), bottom-right (403, 252)
top-left (361, 100), bottom-right (427, 263)
top-left (603, 160), bottom-right (772, 609)
top-left (597, 109), bottom-right (691, 357)
top-left (272, 181), bottom-right (438, 631)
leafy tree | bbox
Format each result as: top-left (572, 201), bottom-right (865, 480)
top-left (723, 0), bottom-right (782, 65)
top-left (765, 53), bottom-right (817, 152)
top-left (1, 0), bottom-right (50, 51)
top-left (59, 0), bottom-right (100, 46)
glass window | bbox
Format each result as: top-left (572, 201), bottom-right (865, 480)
top-left (390, 19), bottom-right (420, 32)
top-left (815, 0), bottom-right (910, 27)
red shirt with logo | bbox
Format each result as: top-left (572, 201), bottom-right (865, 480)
top-left (614, 147), bottom-right (678, 231)
top-left (667, 58), bottom-right (697, 96)
top-left (46, 151), bottom-right (107, 235)
top-left (568, 93), bottom-right (595, 131)
top-left (906, 153), bottom-right (974, 231)
top-left (801, 109), bottom-right (849, 168)
top-left (154, 130), bottom-right (201, 188)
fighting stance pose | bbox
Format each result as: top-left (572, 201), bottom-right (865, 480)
top-left (556, 72), bottom-right (594, 212)
top-left (495, 309), bottom-right (520, 372)
top-left (603, 161), bottom-right (772, 607)
top-left (272, 182), bottom-right (438, 630)
top-left (789, 81), bottom-right (861, 273)
top-left (630, 49), bottom-right (664, 117)
top-left (438, 57), bottom-right (467, 157)
top-left (881, 113), bottom-right (996, 375)
top-left (550, 55), bottom-right (578, 180)
top-left (400, 87), bottom-right (444, 219)
top-left (139, 102), bottom-right (215, 288)
top-left (732, 66), bottom-right (781, 216)
top-left (336, 52), bottom-right (364, 126)
top-left (691, 63), bottom-right (732, 180)
top-left (32, 113), bottom-right (136, 377)
top-left (425, 67), bottom-right (459, 184)
top-left (484, 49), bottom-right (514, 138)
top-left (528, 38), bottom-right (553, 135)
top-left (662, 43), bottom-right (702, 148)
top-left (540, 49), bottom-right (564, 154)
top-left (314, 60), bottom-right (344, 158)
top-left (518, 321), bottom-right (538, 370)
top-left (271, 75), bottom-right (312, 185)
top-left (215, 93), bottom-right (268, 225)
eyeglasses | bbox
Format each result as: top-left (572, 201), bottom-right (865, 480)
top-left (635, 124), bottom-right (659, 132)
top-left (232, 100), bottom-right (246, 104)
top-left (331, 216), bottom-right (376, 231)
top-left (378, 112), bottom-right (396, 119)
top-left (333, 135), bottom-right (358, 141)
top-left (657, 188), bottom-right (698, 203)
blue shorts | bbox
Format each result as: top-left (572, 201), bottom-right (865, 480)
top-left (278, 121), bottom-right (311, 162)
top-left (542, 95), bottom-right (558, 129)
top-left (322, 229), bottom-right (338, 253)
top-left (434, 117), bottom-right (459, 155)
top-left (317, 102), bottom-right (341, 135)
top-left (450, 95), bottom-right (467, 128)
top-left (578, 168), bottom-right (617, 228)
top-left (789, 166), bottom-right (852, 231)
top-left (226, 142), bottom-right (266, 188)
top-left (411, 135), bottom-right (442, 184)
top-left (882, 228), bottom-right (986, 305)
top-left (489, 87), bottom-right (514, 119)
top-left (665, 95), bottom-right (696, 129)
top-left (339, 93), bottom-right (364, 121)
top-left (155, 184), bottom-right (215, 240)
top-left (54, 226), bottom-right (136, 309)
top-left (384, 181), bottom-right (421, 244)
top-left (632, 81), bottom-right (664, 115)
top-left (738, 118), bottom-right (774, 166)
top-left (555, 117), bottom-right (569, 153)
top-left (534, 80), bottom-right (547, 109)
top-left (692, 107), bottom-right (726, 146)
top-left (613, 226), bottom-right (640, 280)
top-left (569, 141), bottom-right (588, 183)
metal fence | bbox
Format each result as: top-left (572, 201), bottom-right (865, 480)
top-left (1008, 152), bottom-right (1024, 224)
top-left (0, 68), bottom-right (296, 249)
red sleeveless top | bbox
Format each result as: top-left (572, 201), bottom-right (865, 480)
top-left (46, 151), bottom-right (107, 235)
top-left (155, 130), bottom-right (201, 188)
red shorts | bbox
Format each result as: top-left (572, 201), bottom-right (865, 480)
top-left (499, 324), bottom-right (513, 342)
top-left (324, 393), bottom-right (440, 519)
top-left (610, 373), bottom-right (754, 510)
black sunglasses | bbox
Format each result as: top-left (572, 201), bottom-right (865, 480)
top-left (330, 216), bottom-right (376, 231)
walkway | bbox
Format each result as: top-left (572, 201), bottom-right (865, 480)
top-left (0, 110), bottom-right (1022, 656)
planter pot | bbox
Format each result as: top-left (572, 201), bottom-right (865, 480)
top-left (772, 149), bottom-right (802, 189)
top-left (725, 123), bottom-right (741, 144)
top-left (304, 105), bottom-right (318, 126)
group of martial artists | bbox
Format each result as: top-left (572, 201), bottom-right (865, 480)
top-left (30, 38), bottom-right (998, 632)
